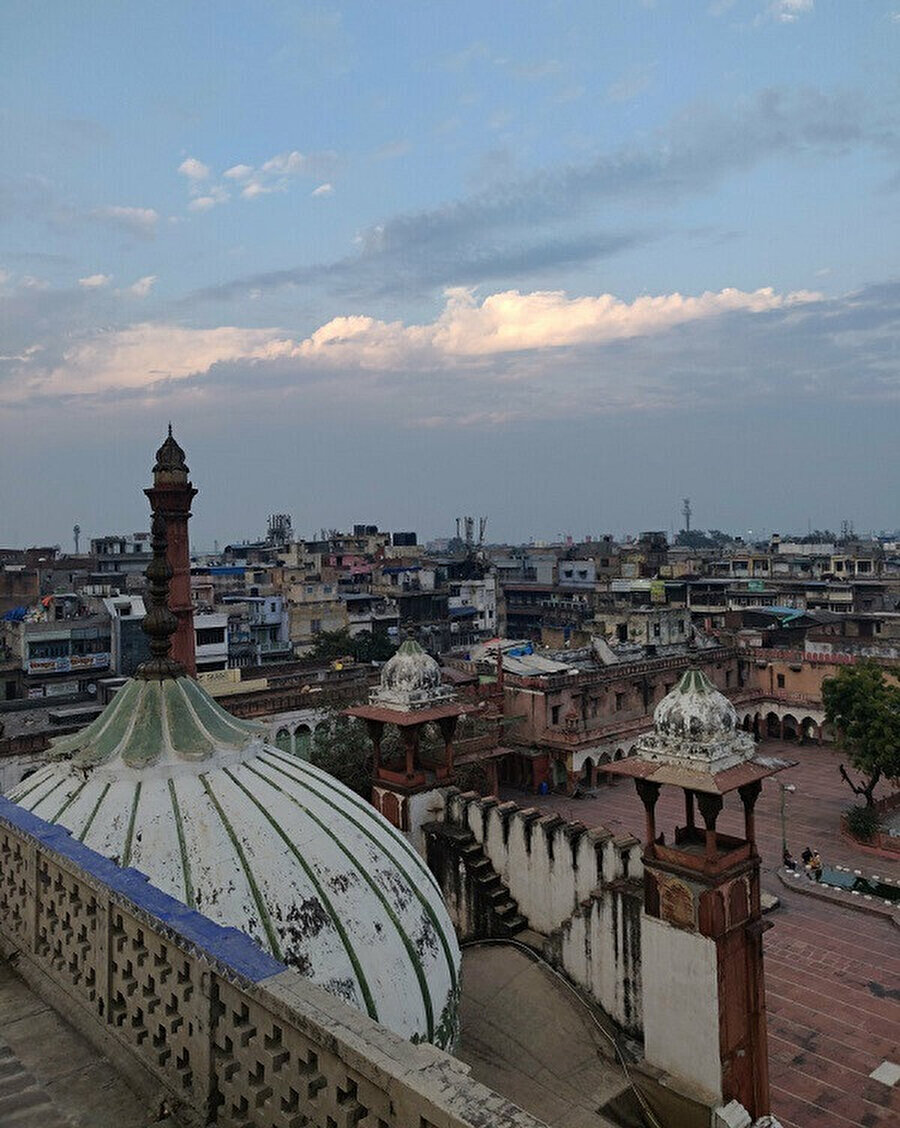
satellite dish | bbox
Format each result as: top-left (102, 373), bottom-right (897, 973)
top-left (87, 683), bottom-right (97, 695)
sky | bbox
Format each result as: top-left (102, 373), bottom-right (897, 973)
top-left (1, 0), bottom-right (899, 550)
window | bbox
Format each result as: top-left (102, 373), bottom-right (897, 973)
top-left (551, 704), bottom-right (561, 725)
top-left (678, 620), bottom-right (685, 634)
top-left (311, 619), bottom-right (322, 635)
top-left (653, 623), bottom-right (661, 638)
top-left (196, 627), bottom-right (225, 646)
top-left (615, 692), bottom-right (625, 712)
top-left (725, 670), bottom-right (732, 687)
top-left (776, 674), bottom-right (785, 689)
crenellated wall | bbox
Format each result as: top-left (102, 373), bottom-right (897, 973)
top-left (0, 796), bottom-right (549, 1128)
top-left (437, 789), bottom-right (644, 1034)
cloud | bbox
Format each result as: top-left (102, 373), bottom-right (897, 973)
top-left (182, 150), bottom-right (338, 210)
top-left (3, 283), bottom-right (817, 409)
top-left (178, 157), bottom-right (210, 181)
top-left (2, 323), bottom-right (290, 402)
top-left (311, 183), bottom-right (333, 197)
top-left (78, 274), bottom-right (111, 289)
top-left (768, 0), bottom-right (813, 22)
top-left (193, 86), bottom-right (892, 304)
top-left (188, 184), bottom-right (229, 211)
top-left (127, 275), bottom-right (157, 297)
top-left (90, 205), bottom-right (159, 237)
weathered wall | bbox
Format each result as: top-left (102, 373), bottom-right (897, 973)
top-left (0, 795), bottom-right (547, 1128)
top-left (641, 913), bottom-right (723, 1105)
top-left (438, 790), bottom-right (644, 1034)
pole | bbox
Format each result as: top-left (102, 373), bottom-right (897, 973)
top-left (780, 784), bottom-right (787, 856)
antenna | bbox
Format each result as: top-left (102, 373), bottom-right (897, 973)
top-left (682, 498), bottom-right (692, 533)
top-left (73, 524), bottom-right (80, 554)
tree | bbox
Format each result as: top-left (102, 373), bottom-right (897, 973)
top-left (308, 628), bottom-right (396, 666)
top-left (310, 713), bottom-right (374, 798)
top-left (822, 662), bottom-right (900, 808)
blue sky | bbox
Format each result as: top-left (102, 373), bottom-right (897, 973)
top-left (1, 0), bottom-right (899, 548)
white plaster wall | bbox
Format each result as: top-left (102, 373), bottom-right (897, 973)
top-left (407, 787), bottom-right (450, 856)
top-left (641, 913), bottom-right (722, 1104)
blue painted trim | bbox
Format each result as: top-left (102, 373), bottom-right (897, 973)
top-left (0, 796), bottom-right (285, 984)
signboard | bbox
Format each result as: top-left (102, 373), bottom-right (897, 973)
top-left (26, 653), bottom-right (110, 675)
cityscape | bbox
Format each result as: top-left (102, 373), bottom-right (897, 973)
top-left (2, 5), bottom-right (899, 1128)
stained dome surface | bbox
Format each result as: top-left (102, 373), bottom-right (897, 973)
top-left (7, 676), bottom-right (460, 1048)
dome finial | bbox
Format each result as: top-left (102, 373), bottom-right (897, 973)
top-left (137, 510), bottom-right (185, 680)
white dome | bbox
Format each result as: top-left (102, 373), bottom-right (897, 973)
top-left (6, 676), bottom-right (460, 1048)
top-left (370, 638), bottom-right (455, 711)
top-left (634, 669), bottom-right (756, 774)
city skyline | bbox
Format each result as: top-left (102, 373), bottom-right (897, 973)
top-left (2, 1), bottom-right (899, 544)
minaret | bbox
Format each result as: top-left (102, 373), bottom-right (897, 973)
top-left (144, 425), bottom-right (197, 676)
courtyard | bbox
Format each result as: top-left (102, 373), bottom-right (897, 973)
top-left (500, 741), bottom-right (900, 1128)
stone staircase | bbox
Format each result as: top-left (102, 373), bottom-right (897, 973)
top-left (456, 834), bottom-right (527, 938)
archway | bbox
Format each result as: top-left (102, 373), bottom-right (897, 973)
top-left (294, 724), bottom-right (312, 759)
top-left (765, 712), bottom-right (780, 739)
top-left (782, 714), bottom-right (798, 741)
top-left (614, 748), bottom-right (624, 761)
top-left (742, 714), bottom-right (752, 732)
top-left (275, 728), bottom-right (292, 754)
top-left (581, 757), bottom-right (594, 788)
top-left (753, 713), bottom-right (761, 740)
top-left (800, 716), bottom-right (817, 744)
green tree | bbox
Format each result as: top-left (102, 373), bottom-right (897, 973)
top-left (822, 662), bottom-right (900, 808)
top-left (308, 628), bottom-right (396, 665)
top-left (310, 713), bottom-right (374, 798)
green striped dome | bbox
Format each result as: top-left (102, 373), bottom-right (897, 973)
top-left (7, 677), bottom-right (460, 1049)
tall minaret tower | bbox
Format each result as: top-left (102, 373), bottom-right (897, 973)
top-left (144, 425), bottom-right (197, 676)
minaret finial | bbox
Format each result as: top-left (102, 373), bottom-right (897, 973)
top-left (137, 510), bottom-right (185, 680)
top-left (168, 421), bottom-right (173, 438)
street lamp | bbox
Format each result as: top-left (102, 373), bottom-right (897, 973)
top-left (779, 782), bottom-right (797, 856)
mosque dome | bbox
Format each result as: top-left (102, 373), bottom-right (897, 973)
top-left (633, 669), bottom-right (756, 774)
top-left (369, 638), bottom-right (456, 711)
top-left (7, 676), bottom-right (461, 1047)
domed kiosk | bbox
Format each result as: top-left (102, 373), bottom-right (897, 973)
top-left (6, 512), bottom-right (461, 1050)
top-left (601, 668), bottom-right (794, 1122)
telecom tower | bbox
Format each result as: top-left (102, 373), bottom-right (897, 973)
top-left (682, 498), bottom-right (692, 533)
top-left (73, 524), bottom-right (80, 554)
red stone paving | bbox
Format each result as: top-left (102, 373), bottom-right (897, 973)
top-left (500, 741), bottom-right (900, 1128)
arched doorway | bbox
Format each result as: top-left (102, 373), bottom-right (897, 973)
top-left (275, 728), bottom-right (292, 754)
top-left (295, 724), bottom-right (312, 759)
top-left (581, 757), bottom-right (594, 788)
top-left (766, 712), bottom-right (780, 739)
top-left (782, 714), bottom-right (798, 741)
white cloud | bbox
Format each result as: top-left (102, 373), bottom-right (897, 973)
top-left (290, 285), bottom-right (820, 363)
top-left (188, 184), bottom-right (230, 211)
top-left (91, 205), bottom-right (159, 236)
top-left (78, 273), bottom-right (112, 289)
top-left (127, 275), bottom-right (157, 297)
top-left (6, 323), bottom-right (290, 402)
top-left (223, 164), bottom-right (254, 181)
top-left (1, 284), bottom-right (820, 408)
top-left (177, 157), bottom-right (210, 181)
top-left (311, 183), bottom-right (333, 197)
top-left (769, 0), bottom-right (813, 22)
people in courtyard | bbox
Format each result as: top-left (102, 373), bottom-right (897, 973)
top-left (801, 846), bottom-right (813, 866)
top-left (809, 850), bottom-right (823, 881)
top-left (782, 848), bottom-right (796, 870)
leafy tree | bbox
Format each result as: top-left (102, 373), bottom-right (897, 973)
top-left (308, 628), bottom-right (396, 665)
top-left (822, 662), bottom-right (900, 808)
top-left (310, 714), bottom-right (373, 798)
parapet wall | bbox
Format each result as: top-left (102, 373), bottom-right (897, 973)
top-left (445, 790), bottom-right (642, 934)
top-left (0, 796), bottom-right (546, 1128)
top-left (441, 790), bottom-right (644, 1034)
